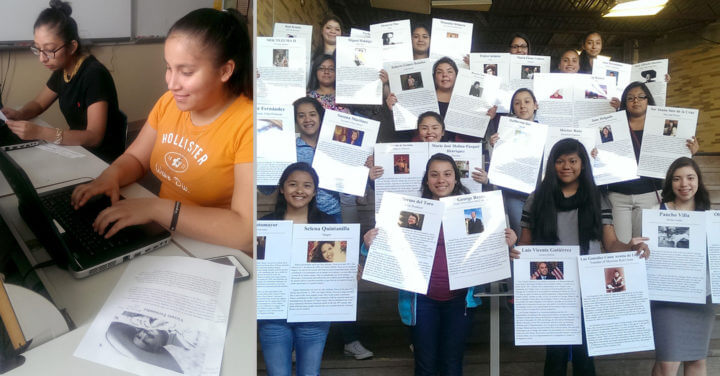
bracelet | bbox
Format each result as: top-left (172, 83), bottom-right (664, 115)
top-left (53, 128), bottom-right (63, 145)
top-left (170, 201), bottom-right (181, 231)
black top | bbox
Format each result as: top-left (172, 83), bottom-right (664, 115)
top-left (47, 55), bottom-right (125, 163)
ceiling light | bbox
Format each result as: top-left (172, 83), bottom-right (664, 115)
top-left (604, 0), bottom-right (668, 17)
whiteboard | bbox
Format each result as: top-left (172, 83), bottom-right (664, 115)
top-left (0, 0), bottom-right (131, 42)
top-left (133, 0), bottom-right (216, 38)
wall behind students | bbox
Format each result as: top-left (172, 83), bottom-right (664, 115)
top-left (258, 0), bottom-right (330, 36)
top-left (1, 43), bottom-right (166, 131)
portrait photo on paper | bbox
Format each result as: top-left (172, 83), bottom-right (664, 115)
top-left (272, 49), bottom-right (289, 67)
top-left (455, 160), bottom-right (470, 178)
top-left (463, 208), bottom-right (484, 235)
top-left (605, 268), bottom-right (626, 293)
top-left (400, 73), bottom-right (423, 91)
top-left (393, 154), bottom-right (410, 174)
top-left (307, 240), bottom-right (348, 263)
top-left (332, 125), bottom-right (365, 146)
top-left (599, 125), bottom-right (614, 143)
top-left (530, 261), bottom-right (564, 280)
top-left (256, 236), bottom-right (266, 260)
top-left (484, 64), bottom-right (497, 76)
top-left (398, 211), bottom-right (424, 231)
top-left (658, 225), bottom-right (690, 248)
top-left (662, 119), bottom-right (679, 137)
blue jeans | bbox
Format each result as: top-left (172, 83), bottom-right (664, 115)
top-left (258, 320), bottom-right (331, 376)
top-left (411, 293), bottom-right (473, 376)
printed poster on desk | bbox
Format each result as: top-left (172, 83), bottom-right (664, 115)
top-left (370, 19), bottom-right (413, 64)
top-left (513, 246), bottom-right (581, 346)
top-left (335, 36), bottom-right (383, 105)
top-left (386, 59), bottom-right (439, 131)
top-left (578, 251), bottom-right (655, 356)
top-left (707, 211), bottom-right (720, 303)
top-left (287, 223), bottom-right (360, 322)
top-left (256, 37), bottom-right (307, 105)
top-left (362, 192), bottom-right (444, 294)
top-left (487, 117), bottom-right (548, 194)
top-left (429, 18), bottom-right (473, 69)
top-left (74, 256), bottom-right (235, 376)
top-left (578, 111), bottom-right (638, 185)
top-left (440, 191), bottom-right (510, 289)
top-left (444, 69), bottom-right (500, 138)
top-left (256, 220), bottom-right (293, 320)
top-left (637, 106), bottom-right (698, 179)
top-left (642, 209), bottom-right (707, 304)
top-left (256, 105), bottom-right (296, 185)
top-left (313, 110), bottom-right (379, 196)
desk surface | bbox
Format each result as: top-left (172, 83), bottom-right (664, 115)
top-left (0, 145), bottom-right (256, 375)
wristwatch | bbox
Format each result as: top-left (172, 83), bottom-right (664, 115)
top-left (53, 128), bottom-right (63, 145)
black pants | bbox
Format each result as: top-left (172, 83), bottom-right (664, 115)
top-left (544, 321), bottom-right (595, 376)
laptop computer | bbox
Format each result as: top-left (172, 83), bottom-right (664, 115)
top-left (0, 108), bottom-right (40, 151)
top-left (0, 149), bottom-right (171, 278)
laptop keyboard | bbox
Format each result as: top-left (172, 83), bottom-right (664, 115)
top-left (39, 186), bottom-right (132, 255)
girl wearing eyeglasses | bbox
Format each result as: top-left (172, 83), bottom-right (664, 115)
top-left (2, 0), bottom-right (125, 163)
top-left (307, 54), bottom-right (351, 114)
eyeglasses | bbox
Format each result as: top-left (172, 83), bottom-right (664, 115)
top-left (626, 95), bottom-right (648, 102)
top-left (510, 44), bottom-right (528, 51)
top-left (30, 44), bottom-right (66, 59)
top-left (317, 67), bottom-right (335, 73)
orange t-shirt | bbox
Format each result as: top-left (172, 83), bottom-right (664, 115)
top-left (148, 91), bottom-right (253, 208)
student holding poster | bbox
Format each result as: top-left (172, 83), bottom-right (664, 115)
top-left (313, 15), bottom-right (344, 60)
top-left (364, 153), bottom-right (516, 375)
top-left (605, 82), bottom-right (699, 243)
top-left (512, 139), bottom-right (649, 375)
top-left (307, 55), bottom-right (352, 114)
top-left (651, 157), bottom-right (714, 376)
top-left (258, 162), bottom-right (337, 375)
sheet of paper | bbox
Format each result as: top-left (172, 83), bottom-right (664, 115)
top-left (444, 69), bottom-right (500, 138)
top-left (74, 256), bottom-right (235, 376)
top-left (386, 59), bottom-right (440, 131)
top-left (630, 59), bottom-right (668, 107)
top-left (287, 223), bottom-right (360, 322)
top-left (643, 209), bottom-right (707, 303)
top-left (429, 142), bottom-right (483, 193)
top-left (707, 211), bottom-right (720, 303)
top-left (513, 246), bottom-right (581, 346)
top-left (256, 105), bottom-right (297, 185)
top-left (508, 54), bottom-right (551, 93)
top-left (578, 111), bottom-right (638, 185)
top-left (36, 144), bottom-right (86, 158)
top-left (256, 37), bottom-right (308, 105)
top-left (429, 18), bottom-right (473, 68)
top-left (313, 110), bottom-right (379, 196)
top-left (256, 220), bottom-right (293, 320)
top-left (534, 73), bottom-right (615, 128)
top-left (335, 36), bottom-right (383, 105)
top-left (469, 53), bottom-right (512, 112)
top-left (362, 192), bottom-right (444, 294)
top-left (487, 117), bottom-right (548, 194)
top-left (637, 106), bottom-right (698, 179)
top-left (440, 191), bottom-right (509, 289)
top-left (370, 19), bottom-right (413, 64)
top-left (373, 143), bottom-right (427, 212)
top-left (350, 28), bottom-right (371, 38)
top-left (273, 23), bottom-right (313, 82)
top-left (578, 251), bottom-right (654, 357)
top-left (592, 60), bottom-right (632, 100)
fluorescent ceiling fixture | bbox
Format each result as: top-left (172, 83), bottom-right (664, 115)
top-left (603, 0), bottom-right (668, 17)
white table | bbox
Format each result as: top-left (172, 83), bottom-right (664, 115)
top-left (0, 145), bottom-right (256, 375)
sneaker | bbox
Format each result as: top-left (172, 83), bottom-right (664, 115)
top-left (343, 340), bottom-right (374, 360)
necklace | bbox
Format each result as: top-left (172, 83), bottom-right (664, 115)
top-left (64, 55), bottom-right (87, 83)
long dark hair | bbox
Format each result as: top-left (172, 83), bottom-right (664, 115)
top-left (578, 31), bottom-right (601, 74)
top-left (508, 32), bottom-right (531, 54)
top-left (307, 54), bottom-right (335, 92)
top-left (293, 96), bottom-right (325, 126)
top-left (509, 88), bottom-right (538, 117)
top-left (272, 162), bottom-right (323, 221)
top-left (420, 153), bottom-right (469, 199)
top-left (313, 15), bottom-right (344, 57)
top-left (530, 139), bottom-right (602, 246)
top-left (310, 241), bottom-right (334, 262)
top-left (618, 81), bottom-right (656, 113)
top-left (416, 111), bottom-right (446, 141)
top-left (168, 8), bottom-right (252, 98)
top-left (35, 0), bottom-right (82, 56)
top-left (661, 157), bottom-right (711, 211)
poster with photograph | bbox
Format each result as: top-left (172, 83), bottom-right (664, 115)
top-left (469, 52), bottom-right (514, 112)
top-left (429, 18), bottom-right (473, 68)
top-left (508, 54), bottom-right (551, 93)
top-left (256, 37), bottom-right (307, 105)
top-left (273, 23), bottom-right (313, 81)
top-left (440, 191), bottom-right (510, 289)
top-left (534, 73), bottom-right (615, 128)
top-left (335, 36), bottom-right (383, 105)
top-left (386, 59), bottom-right (440, 131)
top-left (256, 105), bottom-right (297, 185)
top-left (429, 142), bottom-right (484, 193)
top-left (578, 111), bottom-right (638, 185)
top-left (541, 125), bottom-right (596, 180)
top-left (578, 252), bottom-right (654, 356)
top-left (256, 220), bottom-right (294, 320)
top-left (313, 110), bottom-right (379, 196)
top-left (591, 60), bottom-right (632, 100)
top-left (362, 192), bottom-right (444, 294)
top-left (373, 143), bottom-right (428, 212)
top-left (487, 117), bottom-right (549, 194)
top-left (637, 106), bottom-right (698, 179)
top-left (370, 19), bottom-right (413, 63)
top-left (629, 59), bottom-right (668, 107)
top-left (74, 256), bottom-right (235, 376)
top-left (707, 211), bottom-right (720, 303)
top-left (643, 209), bottom-right (707, 303)
top-left (444, 69), bottom-right (501, 138)
top-left (350, 28), bottom-right (371, 38)
top-left (513, 246), bottom-right (581, 346)
top-left (287, 223), bottom-right (360, 322)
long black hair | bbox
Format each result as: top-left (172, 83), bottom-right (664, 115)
top-left (35, 0), bottom-right (82, 56)
top-left (168, 8), bottom-right (252, 98)
top-left (420, 153), bottom-right (469, 199)
top-left (310, 241), bottom-right (334, 262)
top-left (307, 54), bottom-right (335, 92)
top-left (661, 157), bottom-right (711, 211)
top-left (530, 139), bottom-right (602, 248)
top-left (578, 31), bottom-right (601, 74)
top-left (272, 162), bottom-right (324, 221)
top-left (618, 81), bottom-right (656, 113)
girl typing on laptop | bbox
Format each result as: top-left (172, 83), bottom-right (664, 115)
top-left (70, 8), bottom-right (253, 254)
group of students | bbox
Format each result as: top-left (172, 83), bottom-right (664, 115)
top-left (257, 13), bottom-right (711, 376)
top-left (3, 2), bottom-right (254, 252)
